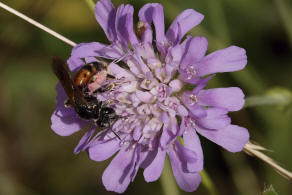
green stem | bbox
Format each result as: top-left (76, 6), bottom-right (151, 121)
top-left (245, 96), bottom-right (291, 107)
top-left (160, 157), bottom-right (180, 195)
top-left (274, 0), bottom-right (292, 46)
top-left (85, 0), bottom-right (95, 12)
top-left (244, 88), bottom-right (292, 107)
top-left (200, 170), bottom-right (218, 195)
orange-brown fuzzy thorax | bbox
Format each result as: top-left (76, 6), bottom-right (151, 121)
top-left (74, 63), bottom-right (103, 88)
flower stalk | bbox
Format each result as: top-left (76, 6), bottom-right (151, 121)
top-left (274, 0), bottom-right (292, 46)
top-left (85, 0), bottom-right (95, 12)
top-left (200, 170), bottom-right (218, 195)
top-left (0, 2), bottom-right (76, 47)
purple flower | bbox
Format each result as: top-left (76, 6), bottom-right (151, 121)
top-left (51, 0), bottom-right (249, 193)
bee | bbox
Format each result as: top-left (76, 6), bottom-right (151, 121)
top-left (73, 60), bottom-right (116, 95)
top-left (52, 57), bottom-right (120, 137)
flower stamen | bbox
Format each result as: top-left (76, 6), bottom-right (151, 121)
top-left (189, 94), bottom-right (198, 105)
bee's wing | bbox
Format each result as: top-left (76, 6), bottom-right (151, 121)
top-left (52, 57), bottom-right (87, 106)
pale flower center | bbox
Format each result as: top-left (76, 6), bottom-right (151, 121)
top-left (106, 43), bottom-right (185, 147)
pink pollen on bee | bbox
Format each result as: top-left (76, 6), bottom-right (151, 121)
top-left (87, 71), bottom-right (107, 93)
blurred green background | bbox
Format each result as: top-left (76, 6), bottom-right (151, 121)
top-left (0, 0), bottom-right (291, 194)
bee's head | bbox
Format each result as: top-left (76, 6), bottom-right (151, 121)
top-left (97, 107), bottom-right (118, 128)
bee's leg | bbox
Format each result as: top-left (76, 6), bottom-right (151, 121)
top-left (83, 87), bottom-right (90, 94)
top-left (84, 93), bottom-right (98, 102)
top-left (94, 83), bottom-right (116, 93)
top-left (108, 116), bottom-right (121, 140)
top-left (83, 88), bottom-right (93, 99)
top-left (103, 99), bottom-right (113, 106)
top-left (96, 118), bottom-right (121, 140)
top-left (108, 114), bottom-right (132, 140)
top-left (107, 74), bottom-right (116, 79)
top-left (109, 128), bottom-right (121, 140)
top-left (104, 83), bottom-right (116, 91)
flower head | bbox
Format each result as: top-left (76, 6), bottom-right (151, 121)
top-left (51, 0), bottom-right (249, 193)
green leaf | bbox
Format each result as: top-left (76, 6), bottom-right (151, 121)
top-left (200, 170), bottom-right (218, 195)
top-left (262, 185), bottom-right (278, 195)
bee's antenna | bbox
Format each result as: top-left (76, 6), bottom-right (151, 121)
top-left (108, 114), bottom-right (132, 140)
top-left (111, 52), bottom-right (132, 64)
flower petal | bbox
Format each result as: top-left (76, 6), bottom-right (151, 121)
top-left (109, 63), bottom-right (136, 80)
top-left (188, 104), bottom-right (207, 118)
top-left (119, 81), bottom-right (138, 93)
top-left (169, 116), bottom-right (179, 134)
top-left (74, 127), bottom-right (96, 154)
top-left (140, 144), bottom-right (159, 168)
top-left (169, 79), bottom-right (183, 92)
top-left (133, 126), bottom-right (142, 141)
top-left (180, 35), bottom-right (192, 54)
top-left (115, 4), bottom-right (139, 46)
top-left (166, 9), bottom-right (204, 45)
top-left (51, 110), bottom-right (86, 136)
top-left (165, 44), bottom-right (184, 65)
top-left (67, 57), bottom-right (85, 72)
top-left (95, 0), bottom-right (117, 42)
top-left (102, 147), bottom-right (135, 193)
top-left (181, 91), bottom-right (207, 118)
top-left (177, 105), bottom-right (189, 117)
top-left (130, 146), bottom-right (143, 181)
top-left (192, 75), bottom-right (213, 94)
top-left (196, 125), bottom-right (249, 152)
top-left (174, 141), bottom-right (201, 172)
top-left (143, 147), bottom-right (166, 182)
top-left (88, 138), bottom-right (120, 162)
top-left (71, 42), bottom-right (122, 61)
top-left (168, 146), bottom-right (202, 192)
top-left (182, 125), bottom-right (203, 172)
top-left (136, 90), bottom-right (155, 103)
top-left (160, 125), bottom-right (176, 148)
top-left (151, 4), bottom-right (165, 43)
top-left (54, 83), bottom-right (73, 116)
top-left (196, 108), bottom-right (231, 130)
top-left (197, 46), bottom-right (247, 76)
top-left (160, 111), bottom-right (169, 124)
top-left (181, 36), bottom-right (208, 67)
top-left (51, 84), bottom-right (87, 136)
top-left (138, 3), bottom-right (165, 43)
top-left (198, 87), bottom-right (245, 111)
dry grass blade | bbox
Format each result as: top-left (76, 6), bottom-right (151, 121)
top-left (243, 141), bottom-right (292, 180)
top-left (0, 2), bottom-right (76, 47)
